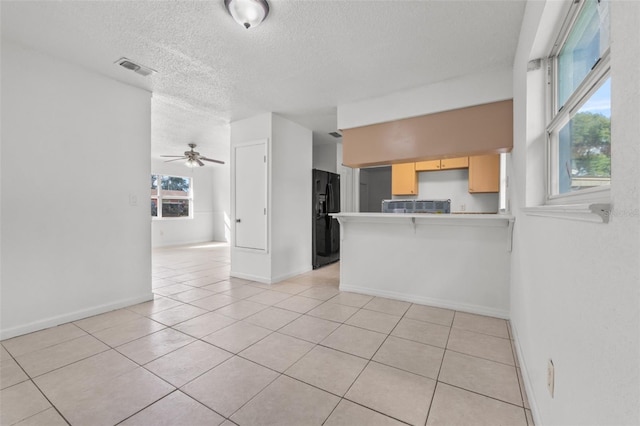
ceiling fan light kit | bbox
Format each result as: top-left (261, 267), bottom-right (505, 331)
top-left (224, 0), bottom-right (269, 29)
top-left (160, 143), bottom-right (225, 167)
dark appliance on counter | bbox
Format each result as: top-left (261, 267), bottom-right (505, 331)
top-left (381, 199), bottom-right (451, 213)
top-left (313, 169), bottom-right (340, 269)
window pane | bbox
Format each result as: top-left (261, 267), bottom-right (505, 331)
top-left (162, 199), bottom-right (190, 218)
top-left (558, 0), bottom-right (610, 109)
top-left (557, 78), bottom-right (611, 194)
top-left (160, 176), bottom-right (190, 197)
top-left (151, 198), bottom-right (158, 217)
top-left (151, 175), bottom-right (158, 196)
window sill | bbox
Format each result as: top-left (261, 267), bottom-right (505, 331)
top-left (522, 203), bottom-right (611, 223)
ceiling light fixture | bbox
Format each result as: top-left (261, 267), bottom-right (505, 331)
top-left (224, 0), bottom-right (269, 29)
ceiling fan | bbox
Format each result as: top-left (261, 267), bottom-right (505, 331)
top-left (161, 143), bottom-right (225, 167)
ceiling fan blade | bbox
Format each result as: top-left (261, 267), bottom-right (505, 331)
top-left (164, 157), bottom-right (187, 163)
top-left (200, 157), bottom-right (225, 165)
top-left (196, 158), bottom-right (205, 167)
top-left (160, 155), bottom-right (185, 158)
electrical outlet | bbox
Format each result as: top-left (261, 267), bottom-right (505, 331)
top-left (460, 203), bottom-right (466, 212)
top-left (547, 359), bottom-right (555, 398)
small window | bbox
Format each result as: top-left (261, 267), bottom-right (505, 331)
top-left (151, 174), bottom-right (192, 219)
top-left (547, 0), bottom-right (610, 201)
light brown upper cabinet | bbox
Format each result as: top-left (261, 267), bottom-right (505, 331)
top-left (468, 155), bottom-right (500, 193)
top-left (391, 163), bottom-right (417, 195)
top-left (415, 159), bottom-right (442, 171)
top-left (415, 157), bottom-right (468, 171)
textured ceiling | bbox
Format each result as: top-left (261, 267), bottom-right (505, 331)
top-left (1, 0), bottom-right (526, 159)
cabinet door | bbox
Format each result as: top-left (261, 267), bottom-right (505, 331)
top-left (468, 155), bottom-right (500, 193)
top-left (391, 163), bottom-right (417, 195)
top-left (415, 160), bottom-right (441, 171)
top-left (440, 156), bottom-right (469, 170)
top-left (235, 141), bottom-right (267, 250)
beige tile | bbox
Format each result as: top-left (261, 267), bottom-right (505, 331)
top-left (243, 306), bottom-right (301, 330)
top-left (93, 317), bottom-right (166, 347)
top-left (190, 294), bottom-right (238, 311)
top-left (149, 304), bottom-right (208, 326)
top-left (274, 295), bottom-right (324, 313)
top-left (203, 321), bottom-right (272, 353)
top-left (168, 288), bottom-right (216, 303)
top-left (120, 391), bottom-right (225, 426)
top-left (373, 335), bottom-right (444, 379)
top-left (269, 282), bottom-right (313, 295)
top-left (453, 312), bottom-right (509, 338)
top-left (447, 327), bottom-right (514, 365)
top-left (526, 409), bottom-right (535, 426)
top-left (321, 324), bottom-right (387, 359)
top-left (245, 290), bottom-right (292, 306)
top-left (1, 354), bottom-right (29, 389)
top-left (239, 332), bottom-right (314, 372)
top-left (126, 296), bottom-right (183, 316)
top-left (0, 380), bottom-right (51, 425)
top-left (182, 276), bottom-right (226, 288)
top-left (285, 345), bottom-right (367, 396)
top-left (14, 407), bottom-right (67, 426)
top-left (392, 317), bottom-right (450, 348)
top-left (221, 285), bottom-right (266, 299)
top-left (346, 309), bottom-right (401, 334)
top-left (74, 309), bottom-right (142, 334)
top-left (427, 382), bottom-right (527, 426)
top-left (202, 280), bottom-right (243, 293)
top-left (116, 329), bottom-right (195, 365)
top-left (324, 399), bottom-right (406, 426)
top-left (307, 302), bottom-right (359, 323)
top-left (518, 367), bottom-right (531, 409)
top-left (279, 315), bottom-right (340, 343)
top-left (328, 292), bottom-right (374, 308)
top-left (439, 350), bottom-right (522, 406)
top-left (41, 366), bottom-right (174, 426)
top-left (363, 297), bottom-right (411, 316)
top-left (153, 283), bottom-right (196, 296)
top-left (345, 361), bottom-right (436, 426)
top-left (405, 304), bottom-right (455, 326)
top-left (3, 323), bottom-right (86, 357)
top-left (172, 312), bottom-right (237, 338)
top-left (182, 356), bottom-right (278, 417)
top-left (298, 286), bottom-right (341, 301)
top-left (16, 335), bottom-right (109, 377)
top-left (33, 350), bottom-right (137, 396)
top-left (145, 341), bottom-right (232, 387)
top-left (231, 375), bottom-right (339, 426)
top-left (214, 300), bottom-right (268, 320)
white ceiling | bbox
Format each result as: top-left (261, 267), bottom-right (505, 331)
top-left (1, 0), bottom-right (526, 160)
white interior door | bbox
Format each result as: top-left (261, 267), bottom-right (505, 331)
top-left (234, 141), bottom-right (267, 250)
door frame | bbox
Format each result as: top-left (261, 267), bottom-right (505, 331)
top-left (232, 138), bottom-right (269, 253)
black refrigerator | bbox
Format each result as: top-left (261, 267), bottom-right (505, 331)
top-left (312, 169), bottom-right (340, 269)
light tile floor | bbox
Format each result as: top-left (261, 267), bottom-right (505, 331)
top-left (1, 242), bottom-right (534, 426)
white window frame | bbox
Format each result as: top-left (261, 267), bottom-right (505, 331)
top-left (545, 0), bottom-right (611, 206)
top-left (151, 174), bottom-right (194, 220)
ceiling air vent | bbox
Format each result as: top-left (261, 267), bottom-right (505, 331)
top-left (115, 57), bottom-right (157, 77)
top-left (329, 131), bottom-right (342, 138)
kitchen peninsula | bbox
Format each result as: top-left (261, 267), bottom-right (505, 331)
top-left (331, 212), bottom-right (514, 318)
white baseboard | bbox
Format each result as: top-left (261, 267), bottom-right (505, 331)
top-left (339, 284), bottom-right (510, 319)
top-left (510, 321), bottom-right (541, 426)
top-left (231, 265), bottom-right (313, 284)
top-left (0, 292), bottom-right (154, 340)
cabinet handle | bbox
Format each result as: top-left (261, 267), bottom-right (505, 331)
top-left (236, 219), bottom-right (241, 223)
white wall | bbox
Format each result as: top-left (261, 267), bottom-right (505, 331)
top-left (417, 170), bottom-right (498, 213)
top-left (510, 2), bottom-right (640, 425)
top-left (151, 158), bottom-right (230, 247)
top-left (337, 67), bottom-right (513, 130)
top-left (313, 143), bottom-right (338, 173)
top-left (271, 115), bottom-right (312, 281)
top-left (0, 41), bottom-right (152, 339)
top-left (230, 113), bottom-right (313, 283)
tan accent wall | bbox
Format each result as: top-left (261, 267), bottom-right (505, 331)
top-left (341, 99), bottom-right (513, 168)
